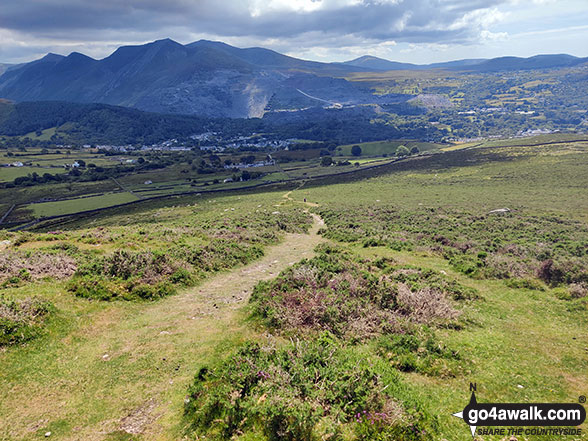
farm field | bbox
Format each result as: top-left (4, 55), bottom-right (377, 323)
top-left (0, 138), bottom-right (586, 441)
top-left (29, 192), bottom-right (140, 218)
top-left (1, 143), bottom-right (428, 225)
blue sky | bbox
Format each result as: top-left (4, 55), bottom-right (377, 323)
top-left (1, 0), bottom-right (587, 64)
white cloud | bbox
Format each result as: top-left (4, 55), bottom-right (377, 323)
top-left (0, 0), bottom-right (587, 65)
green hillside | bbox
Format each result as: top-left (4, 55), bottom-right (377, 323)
top-left (1, 139), bottom-right (586, 440)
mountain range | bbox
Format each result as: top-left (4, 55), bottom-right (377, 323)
top-left (0, 38), bottom-right (586, 118)
top-left (342, 53), bottom-right (588, 72)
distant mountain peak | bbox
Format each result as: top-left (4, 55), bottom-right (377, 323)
top-left (1, 38), bottom-right (586, 119)
top-left (40, 53), bottom-right (65, 62)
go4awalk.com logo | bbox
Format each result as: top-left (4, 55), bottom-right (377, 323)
top-left (452, 384), bottom-right (586, 438)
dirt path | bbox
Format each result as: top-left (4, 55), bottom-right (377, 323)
top-left (2, 210), bottom-right (325, 441)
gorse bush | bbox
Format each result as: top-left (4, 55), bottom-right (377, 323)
top-left (185, 336), bottom-right (435, 441)
top-left (0, 296), bottom-right (52, 345)
top-left (67, 275), bottom-right (175, 301)
top-left (250, 245), bottom-right (473, 340)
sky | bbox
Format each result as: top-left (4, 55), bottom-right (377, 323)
top-left (1, 0), bottom-right (588, 65)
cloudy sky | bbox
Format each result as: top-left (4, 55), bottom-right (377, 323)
top-left (1, 0), bottom-right (587, 64)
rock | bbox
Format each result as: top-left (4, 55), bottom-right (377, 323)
top-left (488, 208), bottom-right (511, 214)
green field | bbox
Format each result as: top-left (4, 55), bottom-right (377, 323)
top-left (0, 136), bottom-right (465, 226)
top-left (29, 192), bottom-right (140, 217)
top-left (0, 166), bottom-right (61, 182)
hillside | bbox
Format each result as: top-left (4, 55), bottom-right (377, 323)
top-left (343, 53), bottom-right (588, 72)
top-left (0, 100), bottom-right (211, 144)
top-left (1, 39), bottom-right (587, 118)
top-left (0, 39), bottom-right (367, 118)
top-left (0, 64), bottom-right (13, 76)
top-left (0, 100), bottom-right (433, 145)
top-left (1, 139), bottom-right (586, 440)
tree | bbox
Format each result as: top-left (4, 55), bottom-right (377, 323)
top-left (320, 156), bottom-right (333, 167)
top-left (241, 155), bottom-right (256, 164)
top-left (396, 145), bottom-right (410, 157)
top-left (351, 145), bottom-right (362, 157)
top-left (410, 146), bottom-right (420, 155)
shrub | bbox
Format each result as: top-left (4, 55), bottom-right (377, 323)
top-left (317, 206), bottom-right (588, 286)
top-left (185, 337), bottom-right (434, 441)
top-left (0, 251), bottom-right (77, 283)
top-left (102, 250), bottom-right (177, 282)
top-left (130, 282), bottom-right (175, 300)
top-left (568, 283), bottom-right (588, 299)
top-left (169, 268), bottom-right (194, 286)
top-left (449, 255), bottom-right (480, 277)
top-left (505, 278), bottom-right (545, 291)
top-left (250, 247), bottom-right (470, 339)
top-left (67, 275), bottom-right (126, 301)
top-left (376, 330), bottom-right (462, 377)
top-left (0, 296), bottom-right (52, 345)
top-left (363, 238), bottom-right (386, 247)
top-left (67, 276), bottom-right (176, 301)
top-left (536, 258), bottom-right (588, 286)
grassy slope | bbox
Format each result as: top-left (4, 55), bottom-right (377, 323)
top-left (302, 141), bottom-right (588, 222)
top-left (290, 141), bottom-right (588, 440)
top-left (0, 193), bottom-right (320, 440)
top-left (1, 140), bottom-right (586, 440)
top-left (357, 246), bottom-right (587, 440)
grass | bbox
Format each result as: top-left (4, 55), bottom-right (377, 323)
top-left (29, 192), bottom-right (140, 217)
top-left (22, 127), bottom-right (58, 141)
top-left (288, 140), bottom-right (588, 440)
top-left (0, 192), bottom-right (318, 440)
top-left (0, 166), bottom-right (65, 182)
top-left (356, 246), bottom-right (588, 440)
top-left (0, 139), bottom-right (586, 440)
